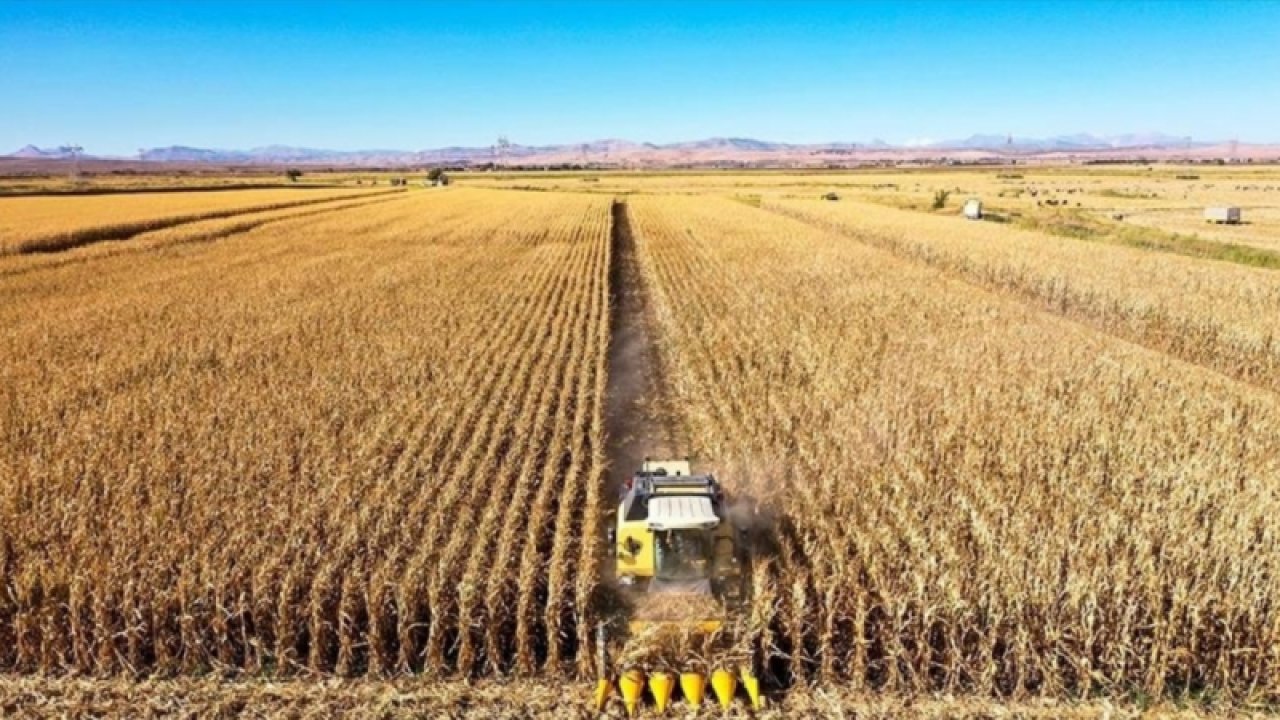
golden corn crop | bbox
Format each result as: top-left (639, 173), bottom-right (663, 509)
top-left (0, 188), bottom-right (612, 678)
top-left (0, 187), bottom-right (394, 255)
top-left (628, 194), bottom-right (1280, 702)
top-left (4, 181), bottom-right (1280, 712)
top-left (767, 197), bottom-right (1280, 392)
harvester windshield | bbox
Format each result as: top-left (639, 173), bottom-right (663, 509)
top-left (653, 529), bottom-right (711, 581)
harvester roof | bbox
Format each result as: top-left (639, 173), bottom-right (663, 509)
top-left (646, 495), bottom-right (720, 531)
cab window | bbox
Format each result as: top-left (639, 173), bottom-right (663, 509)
top-left (624, 495), bottom-right (648, 522)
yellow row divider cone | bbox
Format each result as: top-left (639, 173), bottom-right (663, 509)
top-left (680, 672), bottom-right (707, 707)
top-left (593, 677), bottom-right (613, 712)
top-left (740, 667), bottom-right (763, 710)
top-left (607, 666), bottom-right (754, 713)
top-left (619, 669), bottom-right (646, 717)
top-left (648, 671), bottom-right (675, 712)
top-left (711, 669), bottom-right (737, 710)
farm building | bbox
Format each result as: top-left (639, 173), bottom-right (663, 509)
top-left (963, 198), bottom-right (983, 220)
top-left (1205, 206), bottom-right (1242, 224)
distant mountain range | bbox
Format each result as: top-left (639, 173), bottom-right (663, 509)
top-left (9, 144), bottom-right (82, 160)
top-left (6, 133), bottom-right (1267, 167)
top-left (922, 132), bottom-right (1202, 152)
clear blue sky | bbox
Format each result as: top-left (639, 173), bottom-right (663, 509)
top-left (2, 0), bottom-right (1277, 155)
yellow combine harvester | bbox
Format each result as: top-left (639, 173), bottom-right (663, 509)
top-left (595, 459), bottom-right (761, 714)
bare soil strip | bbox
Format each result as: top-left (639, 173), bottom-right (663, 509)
top-left (603, 198), bottom-right (679, 493)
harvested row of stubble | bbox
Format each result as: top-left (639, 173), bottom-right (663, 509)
top-left (0, 188), bottom-right (611, 677)
top-left (0, 677), bottom-right (1237, 720)
top-left (0, 191), bottom-right (414, 279)
top-left (0, 186), bottom-right (398, 255)
top-left (627, 194), bottom-right (1280, 705)
top-left (765, 198), bottom-right (1280, 392)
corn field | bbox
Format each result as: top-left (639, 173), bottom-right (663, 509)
top-left (628, 195), bottom-right (1280, 703)
top-left (3, 183), bottom-right (1280, 712)
top-left (0, 188), bottom-right (612, 678)
top-left (765, 197), bottom-right (1280, 392)
top-left (0, 187), bottom-right (394, 255)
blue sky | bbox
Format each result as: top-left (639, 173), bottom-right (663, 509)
top-left (2, 0), bottom-right (1277, 155)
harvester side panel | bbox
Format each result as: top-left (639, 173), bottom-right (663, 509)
top-left (616, 524), bottom-right (655, 576)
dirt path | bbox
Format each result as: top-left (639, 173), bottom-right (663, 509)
top-left (604, 199), bottom-right (679, 491)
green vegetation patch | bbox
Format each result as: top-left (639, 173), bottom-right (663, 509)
top-left (1017, 209), bottom-right (1280, 269)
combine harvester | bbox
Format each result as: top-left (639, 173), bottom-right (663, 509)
top-left (594, 459), bottom-right (763, 715)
